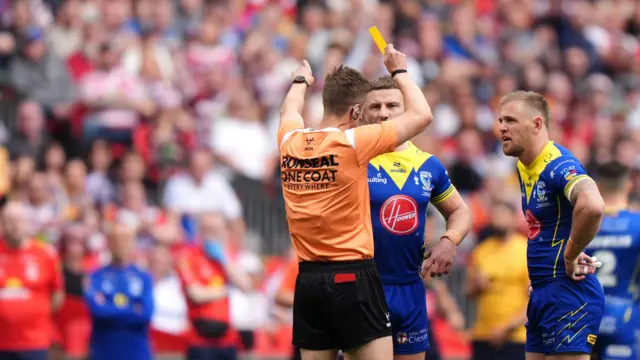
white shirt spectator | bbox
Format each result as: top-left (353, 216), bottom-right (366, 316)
top-left (162, 171), bottom-right (242, 219)
top-left (151, 274), bottom-right (188, 335)
top-left (79, 66), bottom-right (148, 129)
top-left (229, 251), bottom-right (268, 331)
top-left (210, 117), bottom-right (275, 181)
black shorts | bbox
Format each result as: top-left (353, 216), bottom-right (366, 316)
top-left (292, 259), bottom-right (392, 351)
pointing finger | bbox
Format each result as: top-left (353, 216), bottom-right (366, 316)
top-left (303, 60), bottom-right (310, 69)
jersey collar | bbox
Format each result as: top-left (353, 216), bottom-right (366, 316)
top-left (517, 141), bottom-right (555, 175)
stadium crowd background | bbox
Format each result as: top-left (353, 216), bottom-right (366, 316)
top-left (0, 0), bottom-right (639, 359)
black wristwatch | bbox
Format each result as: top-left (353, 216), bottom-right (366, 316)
top-left (293, 76), bottom-right (310, 87)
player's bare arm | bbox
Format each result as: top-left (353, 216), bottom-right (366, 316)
top-left (421, 191), bottom-right (470, 278)
top-left (564, 178), bottom-right (605, 281)
top-left (278, 60), bottom-right (315, 143)
top-left (382, 44), bottom-right (433, 144)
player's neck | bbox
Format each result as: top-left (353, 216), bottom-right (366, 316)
top-left (319, 115), bottom-right (350, 131)
top-left (395, 142), bottom-right (410, 151)
top-left (519, 137), bottom-right (550, 166)
top-left (602, 194), bottom-right (628, 212)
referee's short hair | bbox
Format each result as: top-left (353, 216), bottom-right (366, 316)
top-left (499, 90), bottom-right (551, 128)
top-left (593, 161), bottom-right (631, 193)
top-left (323, 65), bottom-right (370, 116)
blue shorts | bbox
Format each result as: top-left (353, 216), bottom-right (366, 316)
top-left (592, 298), bottom-right (640, 360)
top-left (526, 275), bottom-right (605, 356)
top-left (384, 279), bottom-right (429, 355)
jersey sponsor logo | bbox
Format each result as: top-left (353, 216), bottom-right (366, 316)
top-left (587, 334), bottom-right (597, 345)
top-left (380, 195), bottom-right (418, 235)
top-left (396, 329), bottom-right (428, 344)
top-left (419, 171), bottom-right (432, 196)
top-left (390, 161), bottom-right (406, 173)
top-left (536, 181), bottom-right (547, 202)
top-left (563, 167), bottom-right (577, 181)
top-left (525, 210), bottom-right (542, 239)
top-left (281, 155), bottom-right (339, 191)
top-left (368, 173), bottom-right (387, 184)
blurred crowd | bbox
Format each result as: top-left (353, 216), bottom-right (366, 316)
top-left (0, 0), bottom-right (639, 359)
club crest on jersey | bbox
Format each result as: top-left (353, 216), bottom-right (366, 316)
top-left (536, 181), bottom-right (547, 202)
top-left (419, 171), bottom-right (432, 196)
top-left (380, 195), bottom-right (418, 235)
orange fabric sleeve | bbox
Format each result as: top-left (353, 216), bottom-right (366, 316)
top-left (352, 121), bottom-right (398, 166)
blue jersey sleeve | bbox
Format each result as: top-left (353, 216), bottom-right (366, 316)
top-left (549, 158), bottom-right (590, 200)
top-left (429, 157), bottom-right (455, 204)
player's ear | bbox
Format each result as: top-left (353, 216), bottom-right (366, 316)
top-left (532, 116), bottom-right (544, 134)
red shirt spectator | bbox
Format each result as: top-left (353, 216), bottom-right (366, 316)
top-left (0, 239), bottom-right (63, 351)
top-left (176, 245), bottom-right (239, 349)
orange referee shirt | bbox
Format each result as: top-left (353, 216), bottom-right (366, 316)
top-left (0, 240), bottom-right (63, 350)
top-left (278, 118), bottom-right (398, 262)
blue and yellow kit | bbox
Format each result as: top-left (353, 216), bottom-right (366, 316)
top-left (368, 142), bottom-right (455, 354)
top-left (517, 141), bottom-right (604, 355)
top-left (586, 209), bottom-right (640, 360)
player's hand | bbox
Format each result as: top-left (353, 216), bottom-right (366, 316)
top-left (292, 60), bottom-right (314, 86)
top-left (565, 252), bottom-right (599, 281)
top-left (421, 237), bottom-right (456, 278)
top-left (383, 44), bottom-right (407, 74)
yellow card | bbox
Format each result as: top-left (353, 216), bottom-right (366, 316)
top-left (369, 26), bottom-right (387, 54)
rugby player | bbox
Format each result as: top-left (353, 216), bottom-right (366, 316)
top-left (362, 76), bottom-right (471, 360)
top-left (498, 90), bottom-right (606, 360)
top-left (585, 162), bottom-right (640, 360)
top-left (278, 44), bottom-right (433, 360)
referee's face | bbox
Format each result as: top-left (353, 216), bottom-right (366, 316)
top-left (498, 101), bottom-right (530, 158)
top-left (363, 89), bottom-right (405, 125)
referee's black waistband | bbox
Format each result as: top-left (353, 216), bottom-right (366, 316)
top-left (298, 259), bottom-right (376, 273)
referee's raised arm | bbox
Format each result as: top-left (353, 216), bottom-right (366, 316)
top-left (278, 60), bottom-right (314, 148)
top-left (380, 44), bottom-right (433, 146)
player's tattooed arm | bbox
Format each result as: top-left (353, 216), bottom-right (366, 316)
top-left (565, 178), bottom-right (605, 262)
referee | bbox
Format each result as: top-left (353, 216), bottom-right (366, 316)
top-left (277, 44), bottom-right (433, 360)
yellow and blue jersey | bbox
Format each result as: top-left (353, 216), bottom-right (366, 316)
top-left (516, 141), bottom-right (591, 285)
top-left (368, 142), bottom-right (455, 284)
top-left (586, 209), bottom-right (640, 303)
top-left (585, 210), bottom-right (640, 360)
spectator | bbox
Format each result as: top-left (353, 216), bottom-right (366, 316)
top-left (86, 139), bottom-right (116, 207)
top-left (0, 201), bottom-right (64, 360)
top-left (9, 27), bottom-right (75, 117)
top-left (54, 223), bottom-right (97, 360)
top-left (6, 100), bottom-right (48, 161)
top-left (176, 212), bottom-right (250, 360)
top-left (149, 244), bottom-right (188, 359)
top-left (79, 40), bottom-right (155, 146)
top-left (85, 222), bottom-right (154, 360)
top-left (162, 149), bottom-right (242, 240)
top-left (47, 0), bottom-right (83, 59)
top-left (23, 172), bottom-right (61, 242)
top-left (466, 201), bottom-right (528, 360)
top-left (62, 159), bottom-right (94, 222)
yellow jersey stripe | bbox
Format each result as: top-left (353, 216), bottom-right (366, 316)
top-left (431, 185), bottom-right (455, 204)
top-left (564, 175), bottom-right (590, 198)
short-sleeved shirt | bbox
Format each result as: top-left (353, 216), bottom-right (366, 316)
top-left (0, 240), bottom-right (63, 350)
top-left (368, 142), bottom-right (455, 284)
top-left (470, 235), bottom-right (529, 343)
top-left (176, 246), bottom-right (239, 347)
top-left (278, 118), bottom-right (398, 262)
top-left (517, 141), bottom-right (591, 285)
